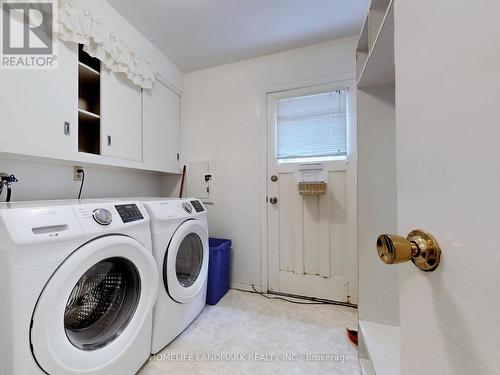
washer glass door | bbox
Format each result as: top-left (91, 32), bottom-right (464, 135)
top-left (164, 220), bottom-right (209, 303)
top-left (30, 235), bottom-right (158, 375)
top-left (64, 257), bottom-right (140, 351)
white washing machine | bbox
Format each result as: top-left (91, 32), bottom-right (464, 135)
top-left (142, 198), bottom-right (209, 354)
top-left (0, 200), bottom-right (159, 375)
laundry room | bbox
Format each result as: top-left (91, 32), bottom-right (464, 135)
top-left (1, 1), bottom-right (499, 375)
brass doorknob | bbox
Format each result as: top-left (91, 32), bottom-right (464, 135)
top-left (376, 230), bottom-right (441, 272)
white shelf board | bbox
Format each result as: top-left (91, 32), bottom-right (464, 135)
top-left (78, 108), bottom-right (100, 119)
top-left (0, 137), bottom-right (182, 175)
top-left (357, 1), bottom-right (394, 88)
top-left (359, 320), bottom-right (400, 375)
top-left (360, 357), bottom-right (376, 375)
top-left (78, 61), bottom-right (100, 76)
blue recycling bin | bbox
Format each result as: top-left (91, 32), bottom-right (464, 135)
top-left (206, 238), bottom-right (231, 305)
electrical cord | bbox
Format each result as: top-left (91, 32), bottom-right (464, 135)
top-left (77, 169), bottom-right (85, 200)
top-left (248, 285), bottom-right (356, 307)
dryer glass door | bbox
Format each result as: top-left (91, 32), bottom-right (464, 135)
top-left (176, 233), bottom-right (203, 288)
top-left (164, 220), bottom-right (209, 303)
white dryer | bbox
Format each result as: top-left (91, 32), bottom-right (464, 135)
top-left (0, 200), bottom-right (159, 375)
top-left (142, 198), bottom-right (209, 354)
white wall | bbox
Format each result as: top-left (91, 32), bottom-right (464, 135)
top-left (357, 85), bottom-right (399, 326)
top-left (178, 37), bottom-right (357, 288)
top-left (0, 157), bottom-right (162, 202)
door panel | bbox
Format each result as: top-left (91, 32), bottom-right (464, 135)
top-left (0, 41), bottom-right (78, 153)
top-left (396, 1), bottom-right (500, 374)
top-left (276, 169), bottom-right (347, 277)
top-left (267, 83), bottom-right (356, 303)
top-left (271, 165), bottom-right (349, 300)
top-left (142, 81), bottom-right (180, 168)
top-left (101, 69), bottom-right (142, 161)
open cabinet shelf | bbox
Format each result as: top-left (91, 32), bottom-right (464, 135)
top-left (359, 320), bottom-right (400, 375)
top-left (78, 108), bottom-right (100, 119)
top-left (78, 44), bottom-right (100, 71)
top-left (368, 0), bottom-right (392, 49)
top-left (357, 17), bottom-right (369, 78)
top-left (359, 358), bottom-right (376, 375)
top-left (78, 44), bottom-right (101, 155)
top-left (357, 0), bottom-right (394, 88)
top-left (357, 1), bottom-right (399, 373)
top-left (78, 111), bottom-right (100, 155)
top-left (79, 61), bottom-right (100, 76)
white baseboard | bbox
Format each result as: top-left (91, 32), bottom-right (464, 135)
top-left (230, 282), bottom-right (262, 293)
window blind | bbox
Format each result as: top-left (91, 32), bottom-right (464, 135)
top-left (277, 90), bottom-right (347, 160)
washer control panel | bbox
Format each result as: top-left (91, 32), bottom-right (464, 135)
top-left (92, 208), bottom-right (113, 226)
top-left (190, 200), bottom-right (205, 213)
top-left (115, 204), bottom-right (144, 223)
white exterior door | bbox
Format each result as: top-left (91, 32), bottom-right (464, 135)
top-left (266, 82), bottom-right (357, 303)
top-left (395, 1), bottom-right (500, 373)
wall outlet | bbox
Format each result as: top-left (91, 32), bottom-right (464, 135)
top-left (74, 166), bottom-right (83, 181)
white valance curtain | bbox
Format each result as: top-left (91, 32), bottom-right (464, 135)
top-left (58, 0), bottom-right (156, 89)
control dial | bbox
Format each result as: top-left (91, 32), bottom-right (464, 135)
top-left (92, 208), bottom-right (113, 225)
top-left (182, 202), bottom-right (193, 213)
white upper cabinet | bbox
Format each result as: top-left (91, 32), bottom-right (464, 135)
top-left (0, 2), bottom-right (183, 174)
top-left (100, 69), bottom-right (143, 161)
top-left (142, 81), bottom-right (180, 169)
top-left (0, 41), bottom-right (78, 153)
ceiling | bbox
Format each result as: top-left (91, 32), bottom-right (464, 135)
top-left (107, 0), bottom-right (369, 73)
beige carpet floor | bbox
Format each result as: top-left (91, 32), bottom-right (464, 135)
top-left (139, 289), bottom-right (360, 375)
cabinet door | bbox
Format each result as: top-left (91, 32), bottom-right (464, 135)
top-left (0, 41), bottom-right (78, 153)
top-left (101, 69), bottom-right (142, 161)
top-left (142, 81), bottom-right (180, 168)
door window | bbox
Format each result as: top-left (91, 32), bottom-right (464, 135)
top-left (175, 233), bottom-right (203, 288)
top-left (277, 90), bottom-right (347, 162)
top-left (64, 257), bottom-right (140, 351)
